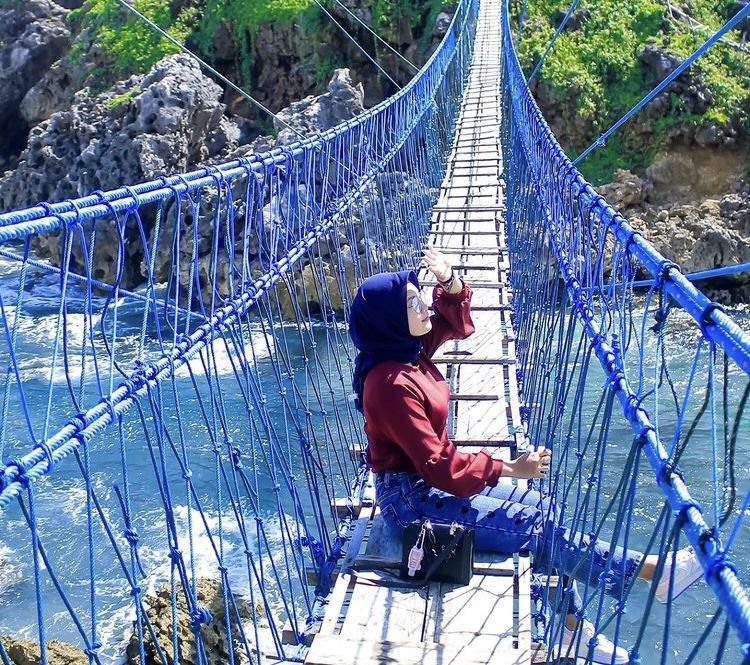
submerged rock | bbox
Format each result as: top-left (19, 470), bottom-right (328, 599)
top-left (1, 636), bottom-right (87, 665)
top-left (126, 577), bottom-right (254, 665)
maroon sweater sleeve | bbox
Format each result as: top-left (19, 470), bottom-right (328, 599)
top-left (421, 281), bottom-right (475, 359)
top-left (368, 376), bottom-right (504, 498)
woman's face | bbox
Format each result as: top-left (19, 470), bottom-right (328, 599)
top-left (406, 282), bottom-right (432, 336)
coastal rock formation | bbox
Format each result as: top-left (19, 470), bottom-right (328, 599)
top-left (0, 54), bottom-right (239, 212)
top-left (1, 637), bottom-right (86, 665)
top-left (126, 577), bottom-right (255, 665)
top-left (232, 67), bottom-right (365, 154)
top-left (597, 162), bottom-right (750, 303)
top-left (2, 51), bottom-right (417, 313)
top-left (0, 54), bottom-right (240, 286)
top-left (0, 0), bottom-right (71, 168)
top-left (273, 68), bottom-right (366, 145)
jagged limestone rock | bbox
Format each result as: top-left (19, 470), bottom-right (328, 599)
top-left (0, 0), bottom-right (71, 168)
top-left (1, 637), bottom-right (87, 665)
top-left (126, 578), bottom-right (254, 665)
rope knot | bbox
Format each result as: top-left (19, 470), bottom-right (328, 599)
top-left (190, 607), bottom-right (213, 632)
top-left (6, 458), bottom-right (29, 487)
top-left (659, 460), bottom-right (684, 486)
top-left (34, 441), bottom-right (57, 473)
top-left (653, 259), bottom-right (679, 289)
top-left (124, 527), bottom-right (139, 545)
top-left (673, 498), bottom-right (701, 525)
top-left (131, 360), bottom-right (147, 379)
top-left (703, 550), bottom-right (737, 582)
top-left (62, 199), bottom-right (84, 230)
top-left (130, 585), bottom-right (142, 597)
top-left (299, 436), bottom-right (313, 455)
top-left (84, 641), bottom-right (102, 658)
top-left (598, 570), bottom-right (614, 585)
top-left (587, 635), bottom-right (600, 649)
top-left (70, 412), bottom-right (87, 432)
top-left (624, 395), bottom-right (642, 422)
top-left (608, 366), bottom-right (625, 389)
top-left (168, 547), bottom-right (182, 562)
top-left (699, 301), bottom-right (726, 337)
top-left (122, 186), bottom-right (141, 215)
top-left (231, 446), bottom-right (242, 467)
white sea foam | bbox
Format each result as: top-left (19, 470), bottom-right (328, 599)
top-left (174, 329), bottom-right (275, 378)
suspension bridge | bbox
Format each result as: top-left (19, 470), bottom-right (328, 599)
top-left (0, 0), bottom-right (749, 664)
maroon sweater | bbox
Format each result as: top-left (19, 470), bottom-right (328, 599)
top-left (362, 282), bottom-right (504, 498)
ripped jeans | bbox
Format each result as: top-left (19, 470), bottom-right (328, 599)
top-left (375, 471), bottom-right (643, 616)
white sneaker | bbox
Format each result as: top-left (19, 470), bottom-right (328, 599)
top-left (555, 620), bottom-right (629, 664)
top-left (655, 546), bottom-right (703, 603)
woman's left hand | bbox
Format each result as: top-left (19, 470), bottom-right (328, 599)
top-left (423, 244), bottom-right (453, 283)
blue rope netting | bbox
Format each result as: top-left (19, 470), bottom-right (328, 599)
top-left (502, 0), bottom-right (750, 661)
top-left (0, 0), bottom-right (750, 662)
top-left (0, 1), bottom-right (476, 661)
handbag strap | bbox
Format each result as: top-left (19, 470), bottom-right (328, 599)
top-left (420, 526), bottom-right (466, 585)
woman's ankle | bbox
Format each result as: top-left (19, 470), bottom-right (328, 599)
top-left (565, 614), bottom-right (579, 631)
top-left (638, 554), bottom-right (659, 582)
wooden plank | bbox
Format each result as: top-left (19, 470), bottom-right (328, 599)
top-left (340, 580), bottom-right (429, 642)
top-left (452, 398), bottom-right (510, 441)
top-left (517, 552), bottom-right (533, 656)
top-left (437, 574), bottom-right (516, 652)
top-left (452, 437), bottom-right (514, 446)
top-left (306, 634), bottom-right (512, 665)
top-left (318, 505), bottom-right (376, 636)
top-left (431, 353), bottom-right (516, 365)
top-left (422, 280), bottom-right (508, 289)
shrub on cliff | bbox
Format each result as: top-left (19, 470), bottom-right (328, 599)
top-left (515, 0), bottom-right (750, 184)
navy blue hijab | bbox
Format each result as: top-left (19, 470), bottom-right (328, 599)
top-left (349, 270), bottom-right (422, 410)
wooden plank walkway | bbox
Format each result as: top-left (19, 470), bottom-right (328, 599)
top-left (305, 0), bottom-right (533, 662)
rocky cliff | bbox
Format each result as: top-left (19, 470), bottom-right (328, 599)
top-left (0, 0), bottom-right (748, 302)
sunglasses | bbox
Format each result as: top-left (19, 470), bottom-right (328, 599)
top-left (408, 293), bottom-right (428, 314)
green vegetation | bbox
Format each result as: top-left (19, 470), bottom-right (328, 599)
top-left (66, 0), bottom-right (439, 94)
top-left (106, 86), bottom-right (140, 109)
top-left (70, 0), bottom-right (197, 81)
top-left (371, 0), bottom-right (444, 46)
top-left (515, 0), bottom-right (750, 183)
top-left (197, 0), bottom-right (317, 42)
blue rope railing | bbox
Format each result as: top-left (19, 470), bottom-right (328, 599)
top-left (0, 0), bottom-right (477, 660)
top-left (503, 0), bottom-right (750, 659)
top-left (1, 0), bottom-right (750, 662)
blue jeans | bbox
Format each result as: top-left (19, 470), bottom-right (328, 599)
top-left (375, 471), bottom-right (643, 616)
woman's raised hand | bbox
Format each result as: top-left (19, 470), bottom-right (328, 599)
top-left (506, 448), bottom-right (552, 479)
top-left (422, 244), bottom-right (453, 283)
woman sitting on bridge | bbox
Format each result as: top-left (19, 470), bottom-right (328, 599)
top-left (348, 245), bottom-right (703, 665)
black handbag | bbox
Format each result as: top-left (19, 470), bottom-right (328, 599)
top-left (399, 520), bottom-right (474, 586)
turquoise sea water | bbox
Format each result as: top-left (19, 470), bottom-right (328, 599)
top-left (0, 256), bottom-right (749, 664)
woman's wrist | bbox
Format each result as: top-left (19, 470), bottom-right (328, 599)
top-left (438, 269), bottom-right (463, 294)
top-left (438, 269), bottom-right (454, 287)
